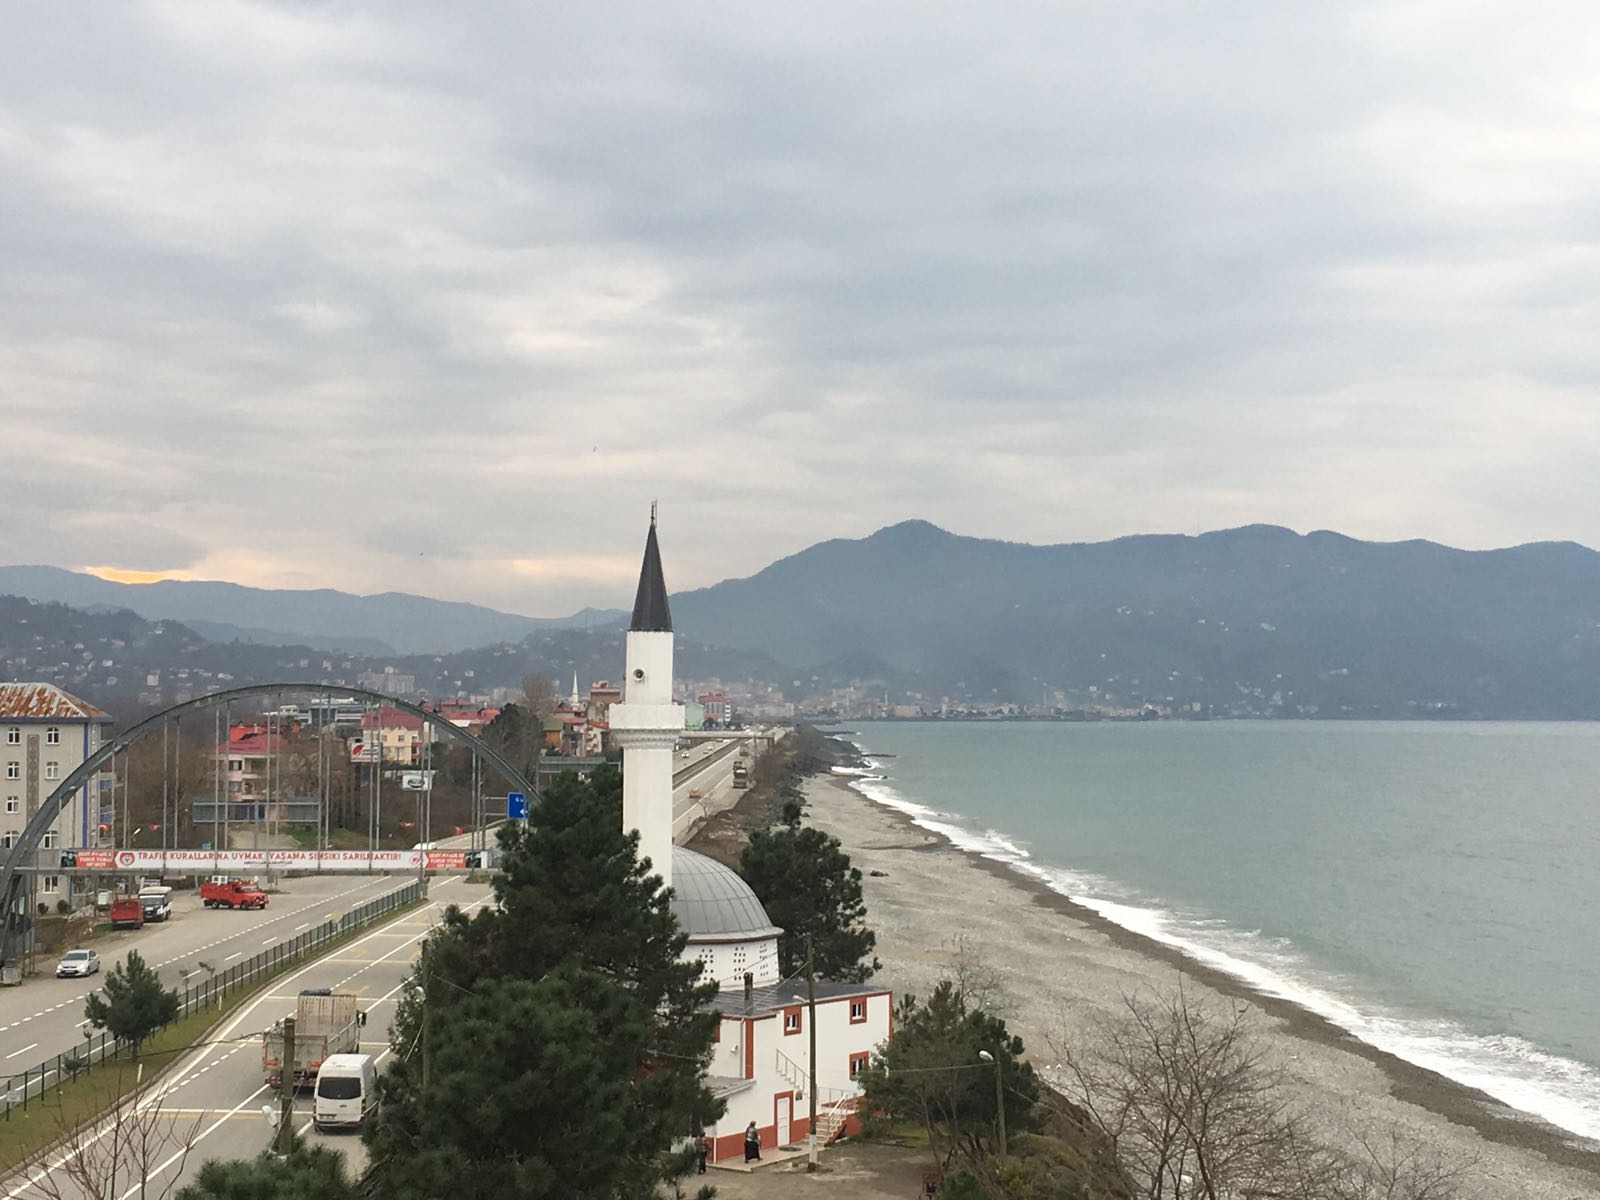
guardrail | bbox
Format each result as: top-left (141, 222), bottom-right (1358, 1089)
top-left (671, 740), bottom-right (743, 789)
top-left (1, 880), bottom-right (424, 1119)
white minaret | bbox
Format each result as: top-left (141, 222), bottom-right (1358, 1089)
top-left (607, 508), bottom-right (684, 887)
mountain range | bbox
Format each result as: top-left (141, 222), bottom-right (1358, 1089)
top-left (667, 521), bottom-right (1600, 718)
top-left (6, 521), bottom-right (1600, 718)
top-left (0, 565), bottom-right (623, 656)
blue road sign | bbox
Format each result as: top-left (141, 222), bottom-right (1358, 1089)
top-left (507, 791), bottom-right (528, 820)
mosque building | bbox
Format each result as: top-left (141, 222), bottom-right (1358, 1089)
top-left (608, 514), bottom-right (892, 1162)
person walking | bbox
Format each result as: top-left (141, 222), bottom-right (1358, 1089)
top-left (744, 1120), bottom-right (761, 1162)
top-left (695, 1133), bottom-right (709, 1174)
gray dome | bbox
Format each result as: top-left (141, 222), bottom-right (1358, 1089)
top-left (670, 848), bottom-right (782, 939)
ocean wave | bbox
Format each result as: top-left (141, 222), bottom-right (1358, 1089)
top-left (837, 755), bottom-right (1600, 1144)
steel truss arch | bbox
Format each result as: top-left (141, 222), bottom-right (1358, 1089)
top-left (1, 683), bottom-right (533, 963)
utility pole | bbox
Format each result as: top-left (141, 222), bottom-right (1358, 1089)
top-left (420, 973), bottom-right (432, 1091)
top-left (276, 1016), bottom-right (296, 1155)
top-left (990, 1049), bottom-right (1008, 1161)
top-left (806, 936), bottom-right (818, 1171)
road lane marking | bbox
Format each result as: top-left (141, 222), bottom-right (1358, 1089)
top-left (3, 882), bottom-right (487, 1200)
top-left (225, 953), bottom-right (242, 962)
top-left (4, 1042), bottom-right (38, 1059)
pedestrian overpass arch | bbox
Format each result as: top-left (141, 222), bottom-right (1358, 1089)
top-left (0, 683), bottom-right (536, 963)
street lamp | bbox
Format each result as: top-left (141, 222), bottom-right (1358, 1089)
top-left (978, 1049), bottom-right (1007, 1162)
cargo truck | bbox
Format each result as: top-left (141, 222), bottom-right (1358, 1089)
top-left (263, 989), bottom-right (366, 1088)
top-left (107, 897), bottom-right (144, 929)
top-left (200, 879), bottom-right (268, 909)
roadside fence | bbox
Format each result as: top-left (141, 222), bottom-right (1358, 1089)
top-left (2, 880), bottom-right (424, 1118)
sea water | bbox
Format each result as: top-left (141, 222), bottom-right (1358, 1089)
top-left (833, 720), bottom-right (1600, 1142)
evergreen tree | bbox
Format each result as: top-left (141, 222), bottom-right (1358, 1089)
top-left (174, 1143), bottom-right (353, 1200)
top-left (740, 824), bottom-right (880, 981)
top-left (363, 765), bottom-right (721, 1200)
top-left (82, 949), bottom-right (179, 1059)
top-left (860, 980), bottom-right (1038, 1166)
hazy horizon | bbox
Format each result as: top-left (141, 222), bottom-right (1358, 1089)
top-left (6, 516), bottom-right (1598, 620)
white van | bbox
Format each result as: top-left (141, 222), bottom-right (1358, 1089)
top-left (312, 1053), bottom-right (377, 1132)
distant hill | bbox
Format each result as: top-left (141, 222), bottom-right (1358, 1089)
top-left (0, 566), bottom-right (625, 655)
top-left (669, 521), bottom-right (1600, 718)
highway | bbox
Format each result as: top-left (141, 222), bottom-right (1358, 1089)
top-left (0, 876), bottom-right (405, 1091)
top-left (4, 876), bottom-right (494, 1200)
top-left (2, 733), bottom-right (779, 1197)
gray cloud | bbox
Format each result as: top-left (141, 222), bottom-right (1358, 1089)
top-left (1, 1), bottom-right (1597, 614)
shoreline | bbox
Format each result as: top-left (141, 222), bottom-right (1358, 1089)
top-left (803, 769), bottom-right (1600, 1197)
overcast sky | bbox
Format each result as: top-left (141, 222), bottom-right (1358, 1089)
top-left (3, 2), bottom-right (1598, 615)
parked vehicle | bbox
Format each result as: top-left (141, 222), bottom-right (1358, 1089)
top-left (201, 879), bottom-right (268, 910)
top-left (313, 1053), bottom-right (377, 1131)
top-left (264, 989), bottom-right (365, 1088)
top-left (56, 948), bottom-right (101, 978)
top-left (139, 886), bottom-right (174, 923)
top-left (107, 897), bottom-right (145, 929)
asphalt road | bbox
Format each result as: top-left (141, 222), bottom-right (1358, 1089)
top-left (0, 875), bottom-right (404, 1086)
top-left (3, 876), bottom-right (494, 1200)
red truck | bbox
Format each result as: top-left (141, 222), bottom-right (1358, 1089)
top-left (107, 897), bottom-right (145, 929)
top-left (200, 879), bottom-right (269, 910)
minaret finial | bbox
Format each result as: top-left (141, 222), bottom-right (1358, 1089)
top-left (650, 500), bottom-right (657, 528)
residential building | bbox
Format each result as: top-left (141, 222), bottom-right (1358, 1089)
top-left (350, 707), bottom-right (425, 765)
top-left (1, 684), bottom-right (114, 898)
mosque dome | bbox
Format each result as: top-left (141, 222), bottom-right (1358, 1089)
top-left (669, 847), bottom-right (782, 940)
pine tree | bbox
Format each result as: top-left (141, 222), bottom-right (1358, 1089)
top-left (82, 949), bottom-right (179, 1059)
top-left (740, 824), bottom-right (880, 981)
top-left (363, 765), bottom-right (721, 1200)
top-left (174, 1143), bottom-right (353, 1200)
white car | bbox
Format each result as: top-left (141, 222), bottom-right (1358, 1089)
top-left (56, 949), bottom-right (101, 978)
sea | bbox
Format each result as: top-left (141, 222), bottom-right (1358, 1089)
top-left (830, 720), bottom-right (1600, 1142)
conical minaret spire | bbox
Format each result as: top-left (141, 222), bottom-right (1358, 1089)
top-left (629, 510), bottom-right (673, 633)
top-left (608, 509), bottom-right (685, 886)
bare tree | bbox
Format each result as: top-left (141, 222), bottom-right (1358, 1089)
top-left (1054, 982), bottom-right (1337, 1200)
top-left (937, 935), bottom-right (1016, 1020)
top-left (1052, 983), bottom-right (1476, 1200)
top-left (14, 1084), bottom-right (203, 1200)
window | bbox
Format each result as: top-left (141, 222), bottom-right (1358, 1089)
top-left (45, 727), bottom-right (60, 745)
top-left (228, 780), bottom-right (242, 793)
top-left (41, 831), bottom-right (58, 849)
top-left (228, 759), bottom-right (243, 771)
top-left (1, 831), bottom-right (15, 849)
top-left (45, 761), bottom-right (59, 780)
top-left (4, 763), bottom-right (17, 781)
top-left (849, 1052), bottom-right (870, 1079)
top-left (4, 728), bottom-right (17, 745)
top-left (4, 798), bottom-right (17, 814)
top-left (42, 875), bottom-right (59, 894)
top-left (849, 999), bottom-right (867, 1024)
top-left (783, 1007), bottom-right (802, 1035)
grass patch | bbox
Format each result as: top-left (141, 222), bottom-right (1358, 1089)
top-left (0, 897), bottom-right (424, 1174)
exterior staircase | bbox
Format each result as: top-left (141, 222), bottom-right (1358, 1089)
top-left (774, 1048), bottom-right (859, 1145)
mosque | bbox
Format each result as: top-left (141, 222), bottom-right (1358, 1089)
top-left (608, 515), bottom-right (892, 1162)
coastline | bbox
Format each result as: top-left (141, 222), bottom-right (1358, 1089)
top-left (803, 769), bottom-right (1600, 1198)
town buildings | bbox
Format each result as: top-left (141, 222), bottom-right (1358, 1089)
top-left (0, 683), bottom-right (113, 900)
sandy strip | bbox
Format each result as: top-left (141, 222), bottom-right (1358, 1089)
top-left (803, 772), bottom-right (1600, 1200)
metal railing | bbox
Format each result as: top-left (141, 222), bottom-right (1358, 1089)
top-left (2, 881), bottom-right (423, 1118)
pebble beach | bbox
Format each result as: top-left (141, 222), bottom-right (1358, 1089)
top-left (803, 771), bottom-right (1600, 1200)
